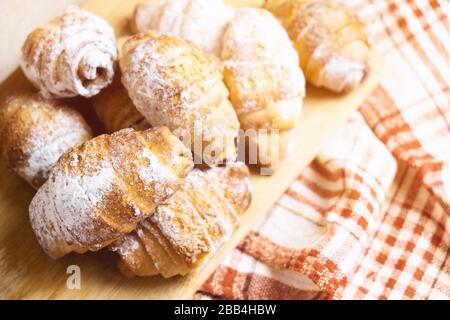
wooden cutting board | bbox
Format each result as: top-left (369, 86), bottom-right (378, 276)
top-left (0, 0), bottom-right (384, 299)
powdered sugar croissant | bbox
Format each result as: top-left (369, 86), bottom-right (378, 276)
top-left (120, 33), bottom-right (240, 166)
top-left (29, 127), bottom-right (193, 258)
top-left (111, 163), bottom-right (251, 278)
top-left (21, 6), bottom-right (118, 98)
top-left (0, 92), bottom-right (92, 189)
top-left (131, 0), bottom-right (233, 56)
top-left (221, 8), bottom-right (305, 169)
top-left (264, 0), bottom-right (370, 92)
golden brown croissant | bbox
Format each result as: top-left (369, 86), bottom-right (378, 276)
top-left (221, 8), bottom-right (305, 170)
top-left (29, 127), bottom-right (194, 258)
top-left (21, 6), bottom-right (118, 98)
top-left (120, 33), bottom-right (240, 166)
top-left (93, 73), bottom-right (149, 133)
top-left (130, 0), bottom-right (233, 56)
top-left (110, 162), bottom-right (251, 277)
top-left (264, 0), bottom-right (370, 92)
top-left (0, 92), bottom-right (92, 189)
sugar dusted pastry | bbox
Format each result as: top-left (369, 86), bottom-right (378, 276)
top-left (29, 127), bottom-right (194, 258)
top-left (0, 92), bottom-right (92, 189)
top-left (221, 8), bottom-right (305, 169)
top-left (264, 0), bottom-right (370, 92)
top-left (93, 74), bottom-right (149, 133)
top-left (21, 6), bottom-right (118, 98)
top-left (130, 0), bottom-right (233, 56)
top-left (111, 162), bottom-right (252, 278)
top-left (120, 33), bottom-right (240, 166)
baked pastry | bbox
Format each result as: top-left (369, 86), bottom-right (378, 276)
top-left (221, 8), bottom-right (305, 170)
top-left (120, 33), bottom-right (240, 166)
top-left (110, 162), bottom-right (251, 278)
top-left (29, 127), bottom-right (194, 258)
top-left (0, 92), bottom-right (92, 189)
top-left (93, 36), bottom-right (148, 133)
top-left (264, 0), bottom-right (370, 92)
top-left (21, 6), bottom-right (118, 98)
top-left (241, 129), bottom-right (296, 173)
top-left (130, 0), bottom-right (233, 56)
top-left (93, 73), bottom-right (149, 133)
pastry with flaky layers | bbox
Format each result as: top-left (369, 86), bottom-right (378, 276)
top-left (29, 127), bottom-right (194, 258)
top-left (265, 0), bottom-right (370, 92)
top-left (130, 0), bottom-right (233, 56)
top-left (221, 8), bottom-right (305, 170)
top-left (21, 6), bottom-right (118, 98)
top-left (0, 91), bottom-right (92, 189)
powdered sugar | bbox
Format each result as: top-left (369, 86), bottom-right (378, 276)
top-left (139, 148), bottom-right (178, 188)
top-left (113, 164), bottom-right (251, 276)
top-left (28, 128), bottom-right (194, 258)
top-left (57, 165), bottom-right (115, 232)
top-left (266, 0), bottom-right (370, 92)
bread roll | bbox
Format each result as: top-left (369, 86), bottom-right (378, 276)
top-left (29, 127), bottom-right (193, 258)
top-left (221, 8), bottom-right (305, 170)
top-left (21, 6), bottom-right (118, 98)
top-left (131, 0), bottom-right (233, 56)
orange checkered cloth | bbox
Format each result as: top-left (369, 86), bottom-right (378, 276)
top-left (195, 0), bottom-right (450, 300)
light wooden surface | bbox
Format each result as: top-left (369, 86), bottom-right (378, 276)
top-left (0, 0), bottom-right (384, 299)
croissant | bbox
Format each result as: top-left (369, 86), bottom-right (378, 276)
top-left (110, 162), bottom-right (251, 278)
top-left (93, 73), bottom-right (149, 133)
top-left (29, 127), bottom-right (194, 258)
top-left (21, 6), bottom-right (118, 98)
top-left (264, 0), bottom-right (370, 92)
top-left (0, 92), bottom-right (92, 189)
top-left (120, 33), bottom-right (240, 166)
top-left (130, 0), bottom-right (233, 56)
top-left (221, 8), bottom-right (305, 169)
